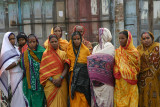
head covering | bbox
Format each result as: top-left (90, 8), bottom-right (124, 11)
top-left (114, 30), bottom-right (140, 85)
top-left (0, 32), bottom-right (19, 75)
top-left (92, 28), bottom-right (114, 56)
top-left (17, 32), bottom-right (27, 41)
top-left (0, 32), bottom-right (20, 97)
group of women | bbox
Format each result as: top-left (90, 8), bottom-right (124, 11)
top-left (0, 25), bottom-right (159, 107)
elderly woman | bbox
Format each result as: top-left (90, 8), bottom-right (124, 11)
top-left (137, 32), bottom-right (160, 107)
top-left (87, 28), bottom-right (115, 107)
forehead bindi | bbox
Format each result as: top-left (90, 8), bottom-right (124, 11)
top-left (73, 35), bottom-right (80, 39)
top-left (50, 37), bottom-right (58, 42)
top-left (142, 33), bottom-right (150, 39)
top-left (28, 37), bottom-right (36, 41)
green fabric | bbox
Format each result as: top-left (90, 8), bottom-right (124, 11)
top-left (22, 45), bottom-right (45, 107)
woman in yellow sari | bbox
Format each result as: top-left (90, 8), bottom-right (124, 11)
top-left (44, 26), bottom-right (68, 52)
top-left (39, 34), bottom-right (70, 107)
top-left (114, 30), bottom-right (140, 107)
top-left (67, 31), bottom-right (91, 107)
top-left (137, 32), bottom-right (160, 107)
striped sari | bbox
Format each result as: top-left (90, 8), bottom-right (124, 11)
top-left (40, 40), bottom-right (70, 107)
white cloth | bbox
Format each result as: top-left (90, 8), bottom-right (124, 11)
top-left (91, 28), bottom-right (115, 107)
top-left (0, 32), bottom-right (26, 107)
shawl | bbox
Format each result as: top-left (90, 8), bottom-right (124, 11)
top-left (113, 30), bottom-right (140, 85)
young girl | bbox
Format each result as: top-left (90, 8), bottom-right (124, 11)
top-left (21, 34), bottom-right (45, 107)
top-left (114, 30), bottom-right (140, 107)
top-left (40, 34), bottom-right (70, 107)
top-left (0, 32), bottom-right (25, 107)
top-left (67, 31), bottom-right (90, 107)
top-left (44, 26), bottom-right (68, 52)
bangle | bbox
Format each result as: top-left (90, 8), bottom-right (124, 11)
top-left (49, 77), bottom-right (53, 81)
top-left (60, 75), bottom-right (64, 80)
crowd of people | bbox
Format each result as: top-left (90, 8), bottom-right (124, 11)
top-left (0, 25), bottom-right (159, 107)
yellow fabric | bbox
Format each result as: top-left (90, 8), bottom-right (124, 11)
top-left (114, 31), bottom-right (140, 84)
top-left (44, 39), bottom-right (68, 52)
top-left (114, 78), bottom-right (138, 107)
top-left (137, 42), bottom-right (160, 107)
top-left (114, 31), bottom-right (140, 107)
top-left (67, 40), bottom-right (90, 71)
top-left (44, 74), bottom-right (68, 107)
top-left (43, 50), bottom-right (69, 107)
top-left (67, 40), bottom-right (90, 107)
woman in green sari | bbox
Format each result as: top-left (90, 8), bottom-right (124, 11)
top-left (21, 34), bottom-right (45, 107)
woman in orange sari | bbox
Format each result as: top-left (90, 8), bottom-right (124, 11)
top-left (114, 30), bottom-right (140, 107)
top-left (44, 26), bottom-right (68, 52)
top-left (67, 31), bottom-right (91, 107)
top-left (40, 34), bottom-right (70, 107)
top-left (137, 32), bottom-right (160, 107)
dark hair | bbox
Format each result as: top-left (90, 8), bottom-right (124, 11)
top-left (71, 31), bottom-right (82, 41)
top-left (49, 34), bottom-right (58, 41)
top-left (17, 32), bottom-right (27, 41)
top-left (28, 34), bottom-right (39, 44)
top-left (141, 32), bottom-right (154, 40)
top-left (119, 30), bottom-right (128, 38)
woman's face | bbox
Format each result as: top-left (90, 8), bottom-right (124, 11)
top-left (50, 37), bottom-right (58, 50)
top-left (18, 38), bottom-right (26, 47)
top-left (54, 27), bottom-right (62, 39)
top-left (28, 37), bottom-right (37, 50)
top-left (9, 34), bottom-right (16, 46)
top-left (73, 34), bottom-right (81, 48)
top-left (141, 33), bottom-right (153, 48)
top-left (119, 33), bottom-right (128, 47)
top-left (76, 26), bottom-right (84, 36)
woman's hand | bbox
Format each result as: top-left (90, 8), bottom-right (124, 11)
top-left (52, 78), bottom-right (62, 87)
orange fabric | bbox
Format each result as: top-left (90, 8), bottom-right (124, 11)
top-left (66, 40), bottom-right (90, 71)
top-left (40, 40), bottom-right (64, 85)
top-left (21, 43), bottom-right (28, 53)
top-left (113, 31), bottom-right (140, 85)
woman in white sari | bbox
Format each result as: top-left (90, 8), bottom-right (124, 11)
top-left (87, 28), bottom-right (115, 107)
top-left (0, 32), bottom-right (25, 107)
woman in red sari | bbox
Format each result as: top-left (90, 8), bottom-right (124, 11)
top-left (40, 34), bottom-right (70, 107)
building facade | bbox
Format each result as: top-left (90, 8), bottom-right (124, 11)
top-left (0, 0), bottom-right (159, 48)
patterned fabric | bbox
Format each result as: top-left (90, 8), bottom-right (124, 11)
top-left (137, 36), bottom-right (160, 107)
top-left (39, 37), bottom-right (70, 107)
top-left (87, 53), bottom-right (114, 107)
top-left (88, 54), bottom-right (114, 86)
top-left (114, 30), bottom-right (140, 107)
top-left (21, 45), bottom-right (45, 107)
top-left (21, 43), bottom-right (28, 53)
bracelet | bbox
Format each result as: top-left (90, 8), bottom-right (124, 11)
top-left (60, 75), bottom-right (64, 80)
top-left (49, 77), bottom-right (53, 81)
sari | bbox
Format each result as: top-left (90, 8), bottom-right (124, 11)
top-left (39, 38), bottom-right (70, 107)
top-left (21, 45), bottom-right (45, 107)
top-left (137, 32), bottom-right (160, 107)
top-left (88, 28), bottom-right (115, 107)
top-left (43, 28), bottom-right (68, 52)
top-left (67, 38), bottom-right (91, 107)
top-left (0, 32), bottom-right (26, 107)
top-left (114, 31), bottom-right (140, 107)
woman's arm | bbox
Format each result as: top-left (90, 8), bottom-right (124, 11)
top-left (5, 59), bottom-right (21, 70)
